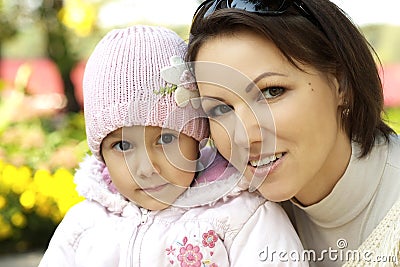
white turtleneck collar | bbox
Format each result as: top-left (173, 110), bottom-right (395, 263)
top-left (292, 137), bottom-right (389, 228)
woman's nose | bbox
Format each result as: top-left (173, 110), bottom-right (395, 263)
top-left (233, 106), bottom-right (263, 148)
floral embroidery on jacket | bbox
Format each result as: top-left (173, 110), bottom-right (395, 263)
top-left (166, 245), bottom-right (176, 256)
top-left (177, 243), bottom-right (203, 267)
top-left (166, 230), bottom-right (220, 266)
top-left (202, 230), bottom-right (218, 248)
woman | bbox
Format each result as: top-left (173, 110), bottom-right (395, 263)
top-left (187, 0), bottom-right (400, 266)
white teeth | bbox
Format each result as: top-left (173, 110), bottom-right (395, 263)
top-left (249, 153), bottom-right (283, 167)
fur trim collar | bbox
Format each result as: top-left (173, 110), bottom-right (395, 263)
top-left (74, 155), bottom-right (130, 214)
top-left (74, 155), bottom-right (245, 214)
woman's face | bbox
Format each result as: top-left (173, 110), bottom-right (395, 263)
top-left (195, 30), bottom-right (351, 205)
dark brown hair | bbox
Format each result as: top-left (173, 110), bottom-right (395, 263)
top-left (187, 0), bottom-right (395, 157)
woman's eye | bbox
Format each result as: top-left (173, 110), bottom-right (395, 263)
top-left (157, 134), bottom-right (177, 145)
top-left (113, 141), bottom-right (133, 151)
top-left (207, 104), bottom-right (232, 117)
top-left (259, 87), bottom-right (285, 100)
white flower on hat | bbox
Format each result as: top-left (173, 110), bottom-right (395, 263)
top-left (160, 56), bottom-right (201, 109)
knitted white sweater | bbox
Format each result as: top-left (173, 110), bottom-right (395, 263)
top-left (290, 135), bottom-right (400, 267)
top-left (343, 197), bottom-right (400, 267)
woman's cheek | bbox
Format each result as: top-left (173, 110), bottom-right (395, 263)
top-left (210, 122), bottom-right (232, 160)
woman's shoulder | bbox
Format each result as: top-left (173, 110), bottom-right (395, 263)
top-left (387, 134), bottom-right (400, 164)
top-left (366, 134), bottom-right (400, 172)
top-left (380, 134), bottom-right (400, 198)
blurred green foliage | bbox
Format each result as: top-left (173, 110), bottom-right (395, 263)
top-left (0, 112), bottom-right (87, 254)
top-left (385, 107), bottom-right (400, 133)
top-left (363, 25), bottom-right (400, 64)
top-left (0, 162), bottom-right (83, 254)
top-left (0, 113), bottom-right (88, 170)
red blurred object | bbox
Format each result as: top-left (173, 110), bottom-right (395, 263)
top-left (70, 60), bottom-right (86, 108)
top-left (1, 59), bottom-right (399, 108)
top-left (0, 58), bottom-right (64, 95)
top-left (380, 65), bottom-right (400, 107)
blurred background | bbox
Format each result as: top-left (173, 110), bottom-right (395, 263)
top-left (0, 0), bottom-right (399, 262)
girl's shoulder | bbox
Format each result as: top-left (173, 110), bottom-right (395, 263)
top-left (56, 200), bottom-right (139, 236)
top-left (176, 190), bottom-right (288, 233)
top-left (43, 200), bottom-right (111, 252)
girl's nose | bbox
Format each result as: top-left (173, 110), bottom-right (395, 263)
top-left (132, 151), bottom-right (158, 179)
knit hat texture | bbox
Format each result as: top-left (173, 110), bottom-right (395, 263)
top-left (83, 25), bottom-right (209, 161)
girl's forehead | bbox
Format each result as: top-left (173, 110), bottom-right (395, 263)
top-left (120, 126), bottom-right (179, 136)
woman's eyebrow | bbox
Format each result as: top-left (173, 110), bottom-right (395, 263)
top-left (245, 72), bottom-right (287, 93)
top-left (200, 95), bottom-right (225, 102)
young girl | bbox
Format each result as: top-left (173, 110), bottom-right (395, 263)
top-left (38, 25), bottom-right (307, 266)
top-left (187, 0), bottom-right (400, 266)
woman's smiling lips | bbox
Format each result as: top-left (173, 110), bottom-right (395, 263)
top-left (248, 152), bottom-right (286, 178)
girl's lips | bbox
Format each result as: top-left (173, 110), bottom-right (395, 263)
top-left (142, 184), bottom-right (168, 193)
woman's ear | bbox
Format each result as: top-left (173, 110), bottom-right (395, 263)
top-left (328, 74), bottom-right (345, 106)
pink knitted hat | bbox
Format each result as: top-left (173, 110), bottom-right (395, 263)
top-left (83, 25), bottom-right (209, 161)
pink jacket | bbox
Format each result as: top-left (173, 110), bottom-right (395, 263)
top-left (39, 155), bottom-right (308, 266)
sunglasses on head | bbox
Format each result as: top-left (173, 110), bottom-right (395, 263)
top-left (193, 0), bottom-right (322, 31)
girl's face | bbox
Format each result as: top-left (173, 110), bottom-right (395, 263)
top-left (195, 30), bottom-right (351, 205)
top-left (101, 126), bottom-right (198, 210)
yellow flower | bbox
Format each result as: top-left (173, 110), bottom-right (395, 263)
top-left (52, 167), bottom-right (83, 217)
top-left (11, 212), bottom-right (27, 228)
top-left (59, 0), bottom-right (96, 37)
top-left (36, 203), bottom-right (52, 218)
top-left (12, 166), bottom-right (32, 194)
top-left (50, 207), bottom-right (62, 223)
top-left (1, 164), bottom-right (17, 188)
top-left (0, 215), bottom-right (12, 239)
top-left (20, 190), bottom-right (36, 210)
top-left (33, 169), bottom-right (53, 196)
top-left (0, 195), bottom-right (6, 210)
top-left (35, 193), bottom-right (48, 207)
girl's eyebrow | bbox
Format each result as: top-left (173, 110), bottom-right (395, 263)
top-left (245, 72), bottom-right (287, 93)
top-left (107, 131), bottom-right (123, 139)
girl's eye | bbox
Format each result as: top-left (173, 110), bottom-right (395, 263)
top-left (259, 87), bottom-right (285, 100)
top-left (206, 104), bottom-right (232, 118)
top-left (157, 134), bottom-right (177, 145)
top-left (113, 141), bottom-right (133, 151)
